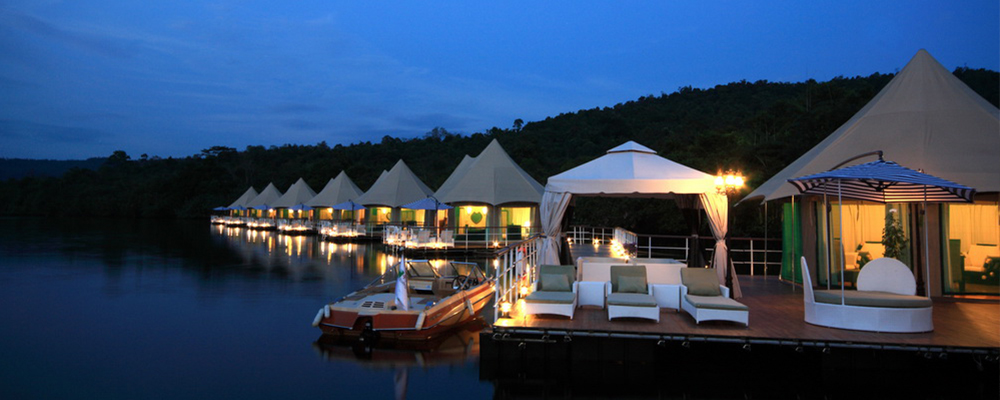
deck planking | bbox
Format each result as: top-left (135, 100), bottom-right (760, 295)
top-left (494, 275), bottom-right (1000, 350)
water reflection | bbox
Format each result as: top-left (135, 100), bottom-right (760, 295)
top-left (312, 318), bottom-right (485, 368)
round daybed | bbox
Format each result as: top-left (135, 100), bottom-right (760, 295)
top-left (800, 257), bottom-right (933, 333)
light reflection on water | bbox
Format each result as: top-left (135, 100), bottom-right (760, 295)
top-left (0, 218), bottom-right (493, 400)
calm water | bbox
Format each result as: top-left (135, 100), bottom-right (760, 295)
top-left (0, 218), bottom-right (492, 399)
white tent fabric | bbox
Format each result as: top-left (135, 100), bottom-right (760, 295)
top-left (227, 187), bottom-right (258, 209)
top-left (271, 178), bottom-right (318, 209)
top-left (307, 171), bottom-right (364, 207)
top-left (699, 192), bottom-right (739, 297)
top-left (745, 49), bottom-right (1000, 203)
top-left (539, 141), bottom-right (739, 296)
top-left (355, 160), bottom-right (434, 207)
top-left (436, 139), bottom-right (544, 205)
top-left (433, 155), bottom-right (475, 199)
top-left (245, 183), bottom-right (283, 210)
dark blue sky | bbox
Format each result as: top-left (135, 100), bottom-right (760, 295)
top-left (1, 1), bottom-right (997, 160)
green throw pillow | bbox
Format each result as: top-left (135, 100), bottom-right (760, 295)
top-left (540, 273), bottom-right (571, 292)
top-left (681, 268), bottom-right (723, 296)
top-left (617, 275), bottom-right (647, 294)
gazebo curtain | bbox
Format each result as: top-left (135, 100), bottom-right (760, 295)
top-left (700, 192), bottom-right (742, 298)
top-left (539, 191), bottom-right (572, 265)
top-left (539, 189), bottom-right (740, 298)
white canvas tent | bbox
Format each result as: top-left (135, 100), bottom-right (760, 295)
top-left (307, 171), bottom-right (364, 207)
top-left (271, 178), bottom-right (318, 209)
top-left (227, 186), bottom-right (258, 210)
top-left (246, 183), bottom-right (283, 210)
top-left (436, 139), bottom-right (544, 205)
top-left (540, 141), bottom-right (740, 296)
top-left (745, 49), bottom-right (1000, 203)
top-left (355, 160), bottom-right (434, 207)
top-left (433, 155), bottom-right (475, 200)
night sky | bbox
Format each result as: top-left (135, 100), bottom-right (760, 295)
top-left (1, 1), bottom-right (997, 160)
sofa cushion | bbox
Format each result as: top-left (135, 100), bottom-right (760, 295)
top-left (813, 290), bottom-right (933, 308)
top-left (607, 292), bottom-right (658, 307)
top-left (538, 264), bottom-right (575, 288)
top-left (539, 273), bottom-right (571, 292)
top-left (684, 294), bottom-right (749, 311)
top-left (525, 291), bottom-right (576, 304)
top-left (617, 275), bottom-right (647, 294)
top-left (610, 265), bottom-right (646, 293)
top-left (680, 268), bottom-right (723, 297)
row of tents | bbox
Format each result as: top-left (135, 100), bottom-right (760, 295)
top-left (217, 139), bottom-right (546, 225)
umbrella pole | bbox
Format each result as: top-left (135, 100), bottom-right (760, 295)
top-left (824, 192), bottom-right (832, 290)
top-left (923, 187), bottom-right (931, 298)
top-left (838, 180), bottom-right (845, 305)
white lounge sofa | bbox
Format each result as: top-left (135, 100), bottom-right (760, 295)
top-left (679, 267), bottom-right (749, 326)
top-left (605, 265), bottom-right (659, 322)
top-left (523, 265), bottom-right (578, 319)
top-left (575, 257), bottom-right (685, 310)
top-left (801, 256), bottom-right (933, 333)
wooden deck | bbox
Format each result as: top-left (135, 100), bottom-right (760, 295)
top-left (494, 275), bottom-right (1000, 351)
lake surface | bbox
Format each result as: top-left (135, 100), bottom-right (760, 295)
top-left (0, 218), bottom-right (493, 399)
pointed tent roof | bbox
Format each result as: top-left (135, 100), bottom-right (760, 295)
top-left (355, 160), bottom-right (434, 207)
top-left (746, 49), bottom-right (1000, 202)
top-left (433, 155), bottom-right (476, 199)
top-left (272, 178), bottom-right (317, 208)
top-left (546, 140), bottom-right (716, 196)
top-left (307, 171), bottom-right (364, 207)
top-left (227, 186), bottom-right (258, 209)
top-left (437, 139), bottom-right (544, 205)
top-left (246, 183), bottom-right (283, 209)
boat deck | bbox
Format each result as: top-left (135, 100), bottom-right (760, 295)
top-left (494, 275), bottom-right (1000, 351)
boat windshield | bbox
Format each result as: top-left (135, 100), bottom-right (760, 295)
top-left (406, 260), bottom-right (438, 278)
top-left (449, 261), bottom-right (484, 280)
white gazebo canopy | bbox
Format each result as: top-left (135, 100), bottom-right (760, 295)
top-left (540, 141), bottom-right (740, 296)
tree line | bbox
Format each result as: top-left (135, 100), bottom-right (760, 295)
top-left (0, 67), bottom-right (995, 237)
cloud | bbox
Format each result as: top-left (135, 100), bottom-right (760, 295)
top-left (0, 119), bottom-right (111, 159)
top-left (269, 103), bottom-right (326, 114)
top-left (0, 10), bottom-right (139, 59)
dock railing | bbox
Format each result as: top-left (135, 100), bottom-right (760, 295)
top-left (381, 224), bottom-right (539, 250)
top-left (492, 234), bottom-right (543, 322)
top-left (628, 233), bottom-right (781, 276)
top-left (566, 226), bottom-right (616, 245)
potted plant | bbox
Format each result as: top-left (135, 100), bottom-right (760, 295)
top-left (882, 209), bottom-right (907, 260)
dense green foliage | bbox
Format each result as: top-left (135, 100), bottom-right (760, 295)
top-left (1, 68), bottom-right (996, 237)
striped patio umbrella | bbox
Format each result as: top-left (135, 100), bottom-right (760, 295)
top-left (787, 158), bottom-right (975, 203)
top-left (788, 153), bottom-right (977, 299)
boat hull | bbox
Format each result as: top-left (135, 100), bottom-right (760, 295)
top-left (316, 280), bottom-right (495, 341)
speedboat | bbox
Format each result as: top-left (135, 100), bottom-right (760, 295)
top-left (312, 259), bottom-right (495, 341)
top-left (312, 318), bottom-right (486, 366)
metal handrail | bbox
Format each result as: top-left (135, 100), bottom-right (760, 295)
top-left (492, 234), bottom-right (543, 322)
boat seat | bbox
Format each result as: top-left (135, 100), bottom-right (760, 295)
top-left (432, 277), bottom-right (457, 298)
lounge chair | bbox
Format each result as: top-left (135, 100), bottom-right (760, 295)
top-left (679, 267), bottom-right (748, 326)
top-left (523, 265), bottom-right (578, 319)
top-left (606, 265), bottom-right (659, 322)
top-left (801, 256), bottom-right (933, 333)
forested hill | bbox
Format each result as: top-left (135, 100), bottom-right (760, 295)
top-left (0, 67), bottom-right (996, 234)
top-left (0, 158), bottom-right (105, 181)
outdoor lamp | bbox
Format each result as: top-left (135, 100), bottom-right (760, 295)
top-left (715, 171), bottom-right (745, 194)
top-left (500, 301), bottom-right (512, 318)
